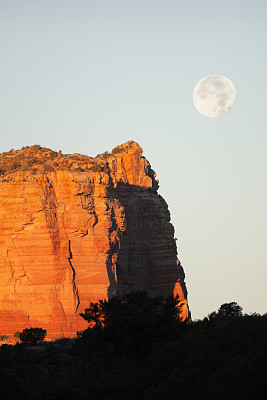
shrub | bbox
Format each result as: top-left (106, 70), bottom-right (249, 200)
top-left (31, 145), bottom-right (42, 150)
top-left (111, 147), bottom-right (123, 155)
top-left (49, 151), bottom-right (58, 159)
top-left (90, 163), bottom-right (103, 172)
top-left (7, 162), bottom-right (21, 171)
top-left (96, 151), bottom-right (111, 159)
top-left (26, 157), bottom-right (38, 167)
top-left (111, 142), bottom-right (134, 155)
top-left (19, 327), bottom-right (47, 345)
top-left (43, 165), bottom-right (55, 172)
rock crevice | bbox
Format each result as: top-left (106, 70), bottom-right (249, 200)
top-left (0, 141), bottom-right (189, 338)
top-left (67, 239), bottom-right (80, 312)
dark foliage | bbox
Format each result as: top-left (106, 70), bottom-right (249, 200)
top-left (111, 141), bottom-right (135, 155)
top-left (207, 301), bottom-right (243, 322)
top-left (96, 151), bottom-right (111, 159)
top-left (43, 164), bottom-right (55, 172)
top-left (111, 147), bottom-right (124, 155)
top-left (78, 292), bottom-right (186, 357)
top-left (89, 162), bottom-right (109, 173)
top-left (19, 328), bottom-right (47, 345)
top-left (0, 298), bottom-right (266, 400)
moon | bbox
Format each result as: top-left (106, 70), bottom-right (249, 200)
top-left (193, 75), bottom-right (237, 118)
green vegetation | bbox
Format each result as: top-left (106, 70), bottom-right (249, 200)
top-left (96, 141), bottom-right (136, 158)
top-left (0, 145), bottom-right (103, 177)
top-left (96, 150), bottom-right (111, 159)
top-left (0, 142), bottom-right (137, 179)
top-left (89, 162), bottom-right (109, 173)
top-left (0, 294), bottom-right (266, 399)
top-left (111, 146), bottom-right (124, 155)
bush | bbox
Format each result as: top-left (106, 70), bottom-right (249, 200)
top-left (90, 163), bottom-right (103, 172)
top-left (111, 147), bottom-right (123, 155)
top-left (96, 151), bottom-right (111, 159)
top-left (49, 151), bottom-right (58, 159)
top-left (31, 145), bottom-right (42, 150)
top-left (7, 161), bottom-right (21, 171)
top-left (43, 164), bottom-right (55, 172)
top-left (19, 328), bottom-right (47, 345)
top-left (26, 157), bottom-right (38, 167)
top-left (72, 166), bottom-right (83, 172)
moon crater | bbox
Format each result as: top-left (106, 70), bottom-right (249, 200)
top-left (193, 75), bottom-right (237, 118)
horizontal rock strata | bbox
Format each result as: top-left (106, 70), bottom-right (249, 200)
top-left (0, 141), bottom-right (189, 338)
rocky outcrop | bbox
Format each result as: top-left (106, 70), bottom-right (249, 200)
top-left (0, 141), bottom-right (189, 338)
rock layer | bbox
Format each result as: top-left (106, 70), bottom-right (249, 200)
top-left (0, 141), bottom-right (189, 338)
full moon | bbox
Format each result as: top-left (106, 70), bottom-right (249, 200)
top-left (193, 75), bottom-right (237, 118)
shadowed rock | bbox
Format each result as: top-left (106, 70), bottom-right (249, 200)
top-left (0, 141), bottom-right (190, 338)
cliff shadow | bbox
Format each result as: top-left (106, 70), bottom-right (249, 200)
top-left (106, 182), bottom-right (183, 300)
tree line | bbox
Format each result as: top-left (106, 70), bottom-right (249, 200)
top-left (1, 292), bottom-right (266, 400)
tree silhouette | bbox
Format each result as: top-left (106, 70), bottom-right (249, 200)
top-left (208, 302), bottom-right (243, 322)
top-left (78, 291), bottom-right (188, 356)
top-left (19, 327), bottom-right (47, 345)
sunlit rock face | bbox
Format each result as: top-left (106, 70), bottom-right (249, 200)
top-left (0, 141), bottom-right (189, 338)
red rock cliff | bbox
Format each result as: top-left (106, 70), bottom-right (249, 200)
top-left (0, 141), bottom-right (189, 338)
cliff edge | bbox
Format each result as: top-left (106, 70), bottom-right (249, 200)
top-left (0, 141), bottom-right (189, 338)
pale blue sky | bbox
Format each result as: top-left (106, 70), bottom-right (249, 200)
top-left (1, 0), bottom-right (266, 319)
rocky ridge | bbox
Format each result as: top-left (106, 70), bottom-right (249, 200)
top-left (0, 141), bottom-right (189, 339)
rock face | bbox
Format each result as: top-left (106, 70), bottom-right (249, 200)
top-left (0, 141), bottom-right (189, 338)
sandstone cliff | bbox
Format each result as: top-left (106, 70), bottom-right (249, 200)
top-left (0, 141), bottom-right (189, 338)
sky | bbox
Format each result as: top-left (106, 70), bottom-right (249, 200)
top-left (1, 0), bottom-right (266, 319)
